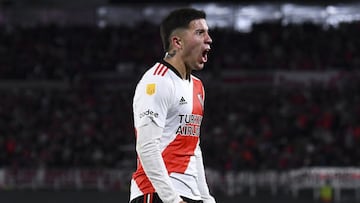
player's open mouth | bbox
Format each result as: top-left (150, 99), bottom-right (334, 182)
top-left (202, 48), bottom-right (210, 63)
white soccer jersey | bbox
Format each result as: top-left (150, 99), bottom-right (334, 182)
top-left (130, 60), bottom-right (215, 203)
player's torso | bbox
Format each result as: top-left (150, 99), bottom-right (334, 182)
top-left (131, 62), bottom-right (205, 200)
top-left (135, 62), bottom-right (205, 171)
top-left (160, 73), bottom-right (204, 151)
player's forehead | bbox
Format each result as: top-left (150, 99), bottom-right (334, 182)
top-left (171, 18), bottom-right (208, 37)
top-left (188, 18), bottom-right (209, 30)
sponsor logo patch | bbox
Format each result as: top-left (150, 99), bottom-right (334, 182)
top-left (146, 83), bottom-right (156, 95)
top-left (179, 96), bottom-right (187, 105)
top-left (139, 109), bottom-right (159, 118)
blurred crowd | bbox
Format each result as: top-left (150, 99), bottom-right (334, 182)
top-left (1, 21), bottom-right (360, 172)
top-left (1, 21), bottom-right (360, 80)
top-left (210, 22), bottom-right (360, 71)
top-left (0, 22), bottom-right (161, 80)
top-left (202, 83), bottom-right (360, 171)
top-left (0, 87), bottom-right (134, 169)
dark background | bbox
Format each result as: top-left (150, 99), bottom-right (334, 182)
top-left (1, 1), bottom-right (360, 203)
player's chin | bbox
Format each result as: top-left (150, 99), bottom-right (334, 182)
top-left (193, 63), bottom-right (205, 71)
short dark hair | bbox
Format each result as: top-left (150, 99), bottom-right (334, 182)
top-left (160, 8), bottom-right (206, 52)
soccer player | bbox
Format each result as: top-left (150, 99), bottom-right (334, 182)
top-left (130, 7), bottom-right (215, 203)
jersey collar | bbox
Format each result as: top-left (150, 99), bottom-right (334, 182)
top-left (161, 60), bottom-right (190, 81)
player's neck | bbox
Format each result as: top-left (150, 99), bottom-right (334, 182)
top-left (164, 56), bottom-right (190, 80)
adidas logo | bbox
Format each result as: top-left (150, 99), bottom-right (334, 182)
top-left (179, 96), bottom-right (187, 105)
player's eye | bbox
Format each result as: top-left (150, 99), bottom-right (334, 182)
top-left (196, 30), bottom-right (204, 35)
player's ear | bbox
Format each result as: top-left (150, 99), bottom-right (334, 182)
top-left (171, 36), bottom-right (182, 49)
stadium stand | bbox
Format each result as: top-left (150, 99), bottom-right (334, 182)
top-left (1, 2), bottom-right (360, 203)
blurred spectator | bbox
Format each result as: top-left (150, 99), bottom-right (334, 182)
top-left (1, 21), bottom-right (360, 81)
top-left (1, 21), bottom-right (360, 172)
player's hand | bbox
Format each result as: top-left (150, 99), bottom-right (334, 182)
top-left (179, 201), bottom-right (187, 203)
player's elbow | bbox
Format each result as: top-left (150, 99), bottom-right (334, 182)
top-left (136, 140), bottom-right (160, 157)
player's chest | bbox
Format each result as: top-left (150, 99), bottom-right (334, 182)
top-left (171, 80), bottom-right (204, 115)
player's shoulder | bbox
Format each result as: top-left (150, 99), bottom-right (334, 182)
top-left (152, 62), bottom-right (171, 77)
top-left (136, 63), bottom-right (175, 97)
top-left (138, 62), bottom-right (175, 89)
top-left (144, 62), bottom-right (171, 77)
top-left (141, 62), bottom-right (174, 83)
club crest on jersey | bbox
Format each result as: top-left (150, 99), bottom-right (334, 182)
top-left (146, 83), bottom-right (156, 95)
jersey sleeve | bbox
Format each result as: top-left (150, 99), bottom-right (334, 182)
top-left (133, 71), bottom-right (174, 129)
top-left (195, 145), bottom-right (216, 203)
